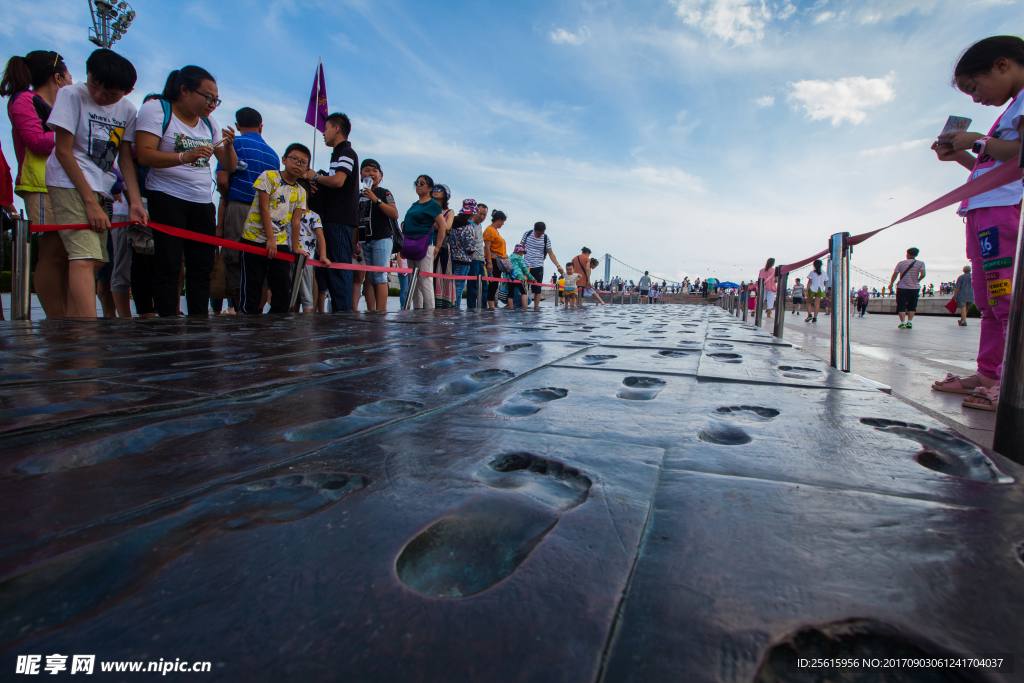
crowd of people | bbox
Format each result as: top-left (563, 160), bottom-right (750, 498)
top-left (0, 48), bottom-right (611, 320)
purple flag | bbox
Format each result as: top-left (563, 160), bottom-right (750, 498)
top-left (305, 63), bottom-right (328, 133)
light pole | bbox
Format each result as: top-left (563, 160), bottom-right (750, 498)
top-left (88, 0), bottom-right (135, 49)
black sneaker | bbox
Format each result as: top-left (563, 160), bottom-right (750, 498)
top-left (805, 315), bottom-right (812, 322)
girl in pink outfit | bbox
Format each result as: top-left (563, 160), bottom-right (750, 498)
top-left (931, 36), bottom-right (1024, 411)
top-left (758, 257), bottom-right (777, 319)
top-left (1, 50), bottom-right (72, 318)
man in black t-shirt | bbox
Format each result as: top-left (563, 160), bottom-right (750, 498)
top-left (305, 112), bottom-right (359, 312)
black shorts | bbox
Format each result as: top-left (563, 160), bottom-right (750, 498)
top-left (792, 297), bottom-right (803, 304)
top-left (530, 267), bottom-right (544, 294)
top-left (896, 288), bottom-right (919, 313)
top-left (315, 265), bottom-right (330, 293)
top-left (640, 289), bottom-right (649, 296)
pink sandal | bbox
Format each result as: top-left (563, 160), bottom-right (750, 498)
top-left (963, 385), bottom-right (999, 412)
top-left (932, 373), bottom-right (995, 395)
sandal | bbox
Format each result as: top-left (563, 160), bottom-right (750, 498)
top-left (931, 373), bottom-right (995, 395)
top-left (963, 385), bottom-right (999, 412)
top-left (958, 320), bottom-right (967, 326)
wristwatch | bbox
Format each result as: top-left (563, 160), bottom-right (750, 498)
top-left (972, 136), bottom-right (991, 156)
top-left (375, 198), bottom-right (382, 205)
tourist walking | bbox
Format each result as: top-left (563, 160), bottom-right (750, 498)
top-left (791, 278), bottom-right (804, 314)
top-left (888, 247), bottom-right (925, 329)
top-left (2, 50), bottom-right (72, 318)
top-left (758, 258), bottom-right (776, 319)
top-left (136, 65), bottom-right (236, 317)
top-left (638, 271), bottom-right (651, 303)
top-left (930, 36), bottom-right (1024, 410)
top-left (856, 286), bottom-right (869, 317)
top-left (952, 265), bottom-right (974, 326)
top-left (519, 222), bottom-right (563, 310)
top-left (804, 260), bottom-right (827, 322)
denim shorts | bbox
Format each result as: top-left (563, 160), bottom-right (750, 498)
top-left (365, 238), bottom-right (393, 285)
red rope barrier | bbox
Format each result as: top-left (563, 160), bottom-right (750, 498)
top-left (30, 221), bottom-right (556, 287)
top-left (779, 157), bottom-right (1023, 275)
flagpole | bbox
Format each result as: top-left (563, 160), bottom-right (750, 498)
top-left (311, 57), bottom-right (321, 172)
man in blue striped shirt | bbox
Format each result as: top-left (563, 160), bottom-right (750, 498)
top-left (215, 107), bottom-right (279, 302)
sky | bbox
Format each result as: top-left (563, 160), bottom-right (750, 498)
top-left (0, 0), bottom-right (1020, 287)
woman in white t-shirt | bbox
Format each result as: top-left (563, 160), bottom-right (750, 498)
top-left (135, 66), bottom-right (237, 316)
top-left (804, 259), bottom-right (828, 323)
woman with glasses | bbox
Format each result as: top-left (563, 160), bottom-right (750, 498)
top-left (136, 66), bottom-right (237, 316)
top-left (430, 184), bottom-right (456, 308)
top-left (402, 175), bottom-right (448, 309)
top-left (1, 50), bottom-right (72, 318)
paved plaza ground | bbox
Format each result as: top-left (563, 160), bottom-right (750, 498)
top-left (752, 309), bottom-right (995, 448)
top-left (2, 304), bottom-right (1021, 681)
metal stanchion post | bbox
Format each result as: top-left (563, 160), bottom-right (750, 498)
top-left (403, 267), bottom-right (420, 311)
top-left (741, 288), bottom-right (748, 322)
top-left (287, 253), bottom-right (307, 312)
top-left (754, 279), bottom-right (765, 328)
top-left (993, 154), bottom-right (1024, 462)
top-left (829, 232), bottom-right (851, 372)
top-left (476, 273), bottom-right (484, 310)
top-left (773, 267), bottom-right (788, 339)
top-left (12, 214), bottom-right (31, 320)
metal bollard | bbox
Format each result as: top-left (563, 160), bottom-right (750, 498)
top-left (829, 232), bottom-right (851, 372)
top-left (12, 214), bottom-right (31, 321)
top-left (772, 267), bottom-right (788, 339)
top-left (403, 267), bottom-right (420, 310)
top-left (754, 279), bottom-right (765, 328)
top-left (742, 289), bottom-right (748, 322)
top-left (287, 253), bottom-right (308, 313)
top-left (993, 162), bottom-right (1024, 462)
top-left (475, 273), bottom-right (484, 310)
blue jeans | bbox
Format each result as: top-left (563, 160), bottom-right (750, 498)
top-left (323, 222), bottom-right (354, 312)
top-left (453, 262), bottom-right (471, 308)
top-left (465, 260), bottom-right (484, 308)
top-left (398, 273), bottom-right (410, 309)
top-left (365, 237), bottom-right (393, 285)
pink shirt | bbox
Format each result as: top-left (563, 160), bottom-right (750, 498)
top-left (758, 267), bottom-right (777, 292)
top-left (8, 90), bottom-right (55, 188)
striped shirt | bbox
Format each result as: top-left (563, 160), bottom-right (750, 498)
top-left (520, 230), bottom-right (551, 268)
top-left (217, 132), bottom-right (279, 204)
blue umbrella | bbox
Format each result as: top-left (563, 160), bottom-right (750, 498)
top-left (716, 281), bottom-right (739, 289)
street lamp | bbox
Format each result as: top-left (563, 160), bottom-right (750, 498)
top-left (88, 0), bottom-right (135, 49)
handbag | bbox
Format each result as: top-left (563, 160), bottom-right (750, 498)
top-left (126, 224), bottom-right (154, 255)
top-left (401, 231), bottom-right (431, 262)
top-left (209, 250), bottom-right (228, 299)
top-left (945, 298), bottom-right (958, 314)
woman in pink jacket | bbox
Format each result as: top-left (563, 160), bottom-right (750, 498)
top-left (1, 50), bottom-right (72, 318)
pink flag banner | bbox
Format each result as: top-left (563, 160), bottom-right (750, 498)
top-left (305, 62), bottom-right (328, 133)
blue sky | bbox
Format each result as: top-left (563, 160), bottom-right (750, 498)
top-left (1, 0), bottom-right (1019, 286)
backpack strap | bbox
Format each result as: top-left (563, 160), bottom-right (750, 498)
top-left (159, 99), bottom-right (172, 136)
top-left (159, 100), bottom-right (214, 141)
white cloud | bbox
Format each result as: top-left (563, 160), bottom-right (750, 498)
top-left (755, 95), bottom-right (775, 107)
top-left (549, 26), bottom-right (590, 45)
top-left (775, 1), bottom-right (796, 19)
top-left (859, 139), bottom-right (931, 156)
top-left (813, 10), bottom-right (835, 23)
top-left (788, 72), bottom-right (896, 126)
top-left (674, 0), bottom-right (772, 44)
